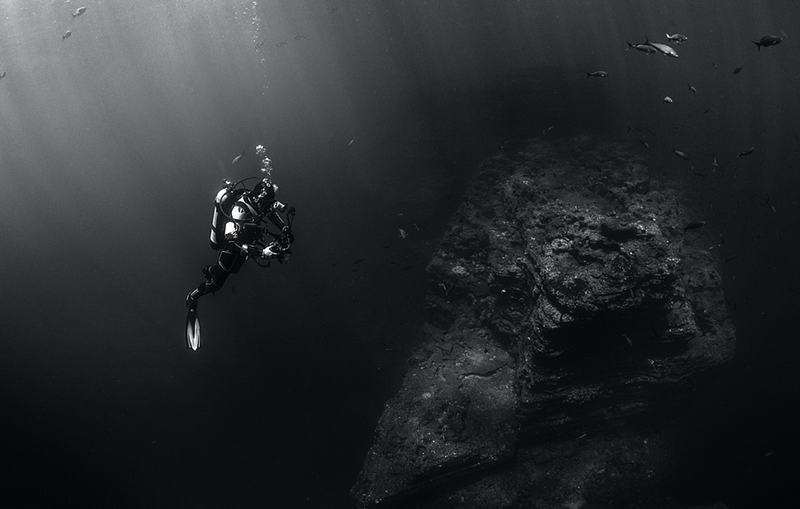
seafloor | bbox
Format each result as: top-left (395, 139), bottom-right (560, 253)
top-left (352, 135), bottom-right (736, 509)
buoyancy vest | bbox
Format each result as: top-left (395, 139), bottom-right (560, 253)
top-left (209, 186), bottom-right (248, 250)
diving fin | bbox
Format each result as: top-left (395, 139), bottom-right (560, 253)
top-left (185, 308), bottom-right (202, 350)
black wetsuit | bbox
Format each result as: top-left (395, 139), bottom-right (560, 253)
top-left (188, 194), bottom-right (287, 307)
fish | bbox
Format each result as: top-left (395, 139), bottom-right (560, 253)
top-left (683, 220), bottom-right (706, 232)
top-left (72, 6), bottom-right (87, 19)
top-left (294, 34), bottom-right (306, 40)
top-left (542, 125), bottom-right (554, 135)
top-left (733, 67), bottom-right (742, 74)
top-left (0, 71), bottom-right (6, 80)
top-left (737, 146), bottom-right (755, 158)
top-left (62, 30), bottom-right (72, 42)
top-left (638, 138), bottom-right (650, 149)
top-left (666, 33), bottom-right (688, 44)
top-left (348, 138), bottom-right (355, 147)
top-left (585, 70), bottom-right (608, 79)
top-left (762, 195), bottom-right (777, 214)
top-left (645, 36), bottom-right (679, 58)
top-left (232, 150), bottom-right (245, 165)
top-left (626, 41), bottom-right (657, 54)
top-left (672, 147), bottom-right (690, 161)
top-left (687, 83), bottom-right (697, 93)
top-left (399, 228), bottom-right (407, 239)
top-left (662, 96), bottom-right (673, 104)
top-left (752, 35), bottom-right (782, 52)
top-left (276, 40), bottom-right (286, 47)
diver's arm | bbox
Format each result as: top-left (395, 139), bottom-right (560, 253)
top-left (265, 211), bottom-right (287, 231)
top-left (223, 221), bottom-right (252, 255)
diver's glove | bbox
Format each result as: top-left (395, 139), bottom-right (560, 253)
top-left (261, 244), bottom-right (280, 259)
top-left (264, 241), bottom-right (291, 263)
top-left (241, 244), bottom-right (262, 257)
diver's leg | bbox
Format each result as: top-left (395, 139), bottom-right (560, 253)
top-left (186, 264), bottom-right (230, 310)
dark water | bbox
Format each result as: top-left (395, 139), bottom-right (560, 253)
top-left (1, 1), bottom-right (798, 508)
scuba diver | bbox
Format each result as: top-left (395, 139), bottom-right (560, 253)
top-left (185, 146), bottom-right (295, 350)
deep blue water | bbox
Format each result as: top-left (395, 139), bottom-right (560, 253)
top-left (1, 1), bottom-right (798, 508)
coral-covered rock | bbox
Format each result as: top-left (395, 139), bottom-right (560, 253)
top-left (352, 137), bottom-right (736, 508)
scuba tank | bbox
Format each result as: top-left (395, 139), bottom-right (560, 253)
top-left (209, 180), bottom-right (248, 250)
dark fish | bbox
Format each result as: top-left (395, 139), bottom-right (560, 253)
top-left (683, 220), bottom-right (706, 232)
top-left (737, 146), bottom-right (755, 158)
top-left (753, 35), bottom-right (782, 51)
top-left (626, 41), bottom-right (657, 54)
top-left (666, 33), bottom-right (688, 44)
top-left (733, 67), bottom-right (742, 74)
top-left (672, 146), bottom-right (690, 161)
top-left (585, 71), bottom-right (608, 79)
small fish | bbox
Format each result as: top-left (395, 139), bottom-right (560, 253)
top-left (683, 220), bottom-right (706, 232)
top-left (398, 228), bottom-right (407, 239)
top-left (0, 71), bottom-right (6, 80)
top-left (72, 6), bottom-right (87, 19)
top-left (672, 146), bottom-right (690, 161)
top-left (687, 83), bottom-right (697, 93)
top-left (666, 33), bottom-right (688, 44)
top-left (585, 71), bottom-right (608, 79)
top-left (737, 146), bottom-right (755, 158)
top-left (626, 41), bottom-right (657, 54)
top-left (254, 40), bottom-right (266, 50)
top-left (294, 34), bottom-right (306, 40)
top-left (763, 196), bottom-right (777, 213)
top-left (232, 150), bottom-right (245, 165)
top-left (62, 30), bottom-right (72, 42)
top-left (752, 35), bottom-right (782, 52)
top-left (542, 125), bottom-right (554, 134)
top-left (662, 96), bottom-right (673, 104)
top-left (638, 138), bottom-right (650, 149)
top-left (645, 36), bottom-right (679, 58)
top-left (733, 67), bottom-right (742, 75)
top-left (622, 334), bottom-right (633, 346)
top-left (276, 40), bottom-right (286, 47)
top-left (348, 138), bottom-right (355, 147)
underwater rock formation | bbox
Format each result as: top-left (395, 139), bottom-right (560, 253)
top-left (352, 137), bottom-right (736, 509)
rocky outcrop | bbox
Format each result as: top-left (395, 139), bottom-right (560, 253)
top-left (352, 137), bottom-right (736, 509)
